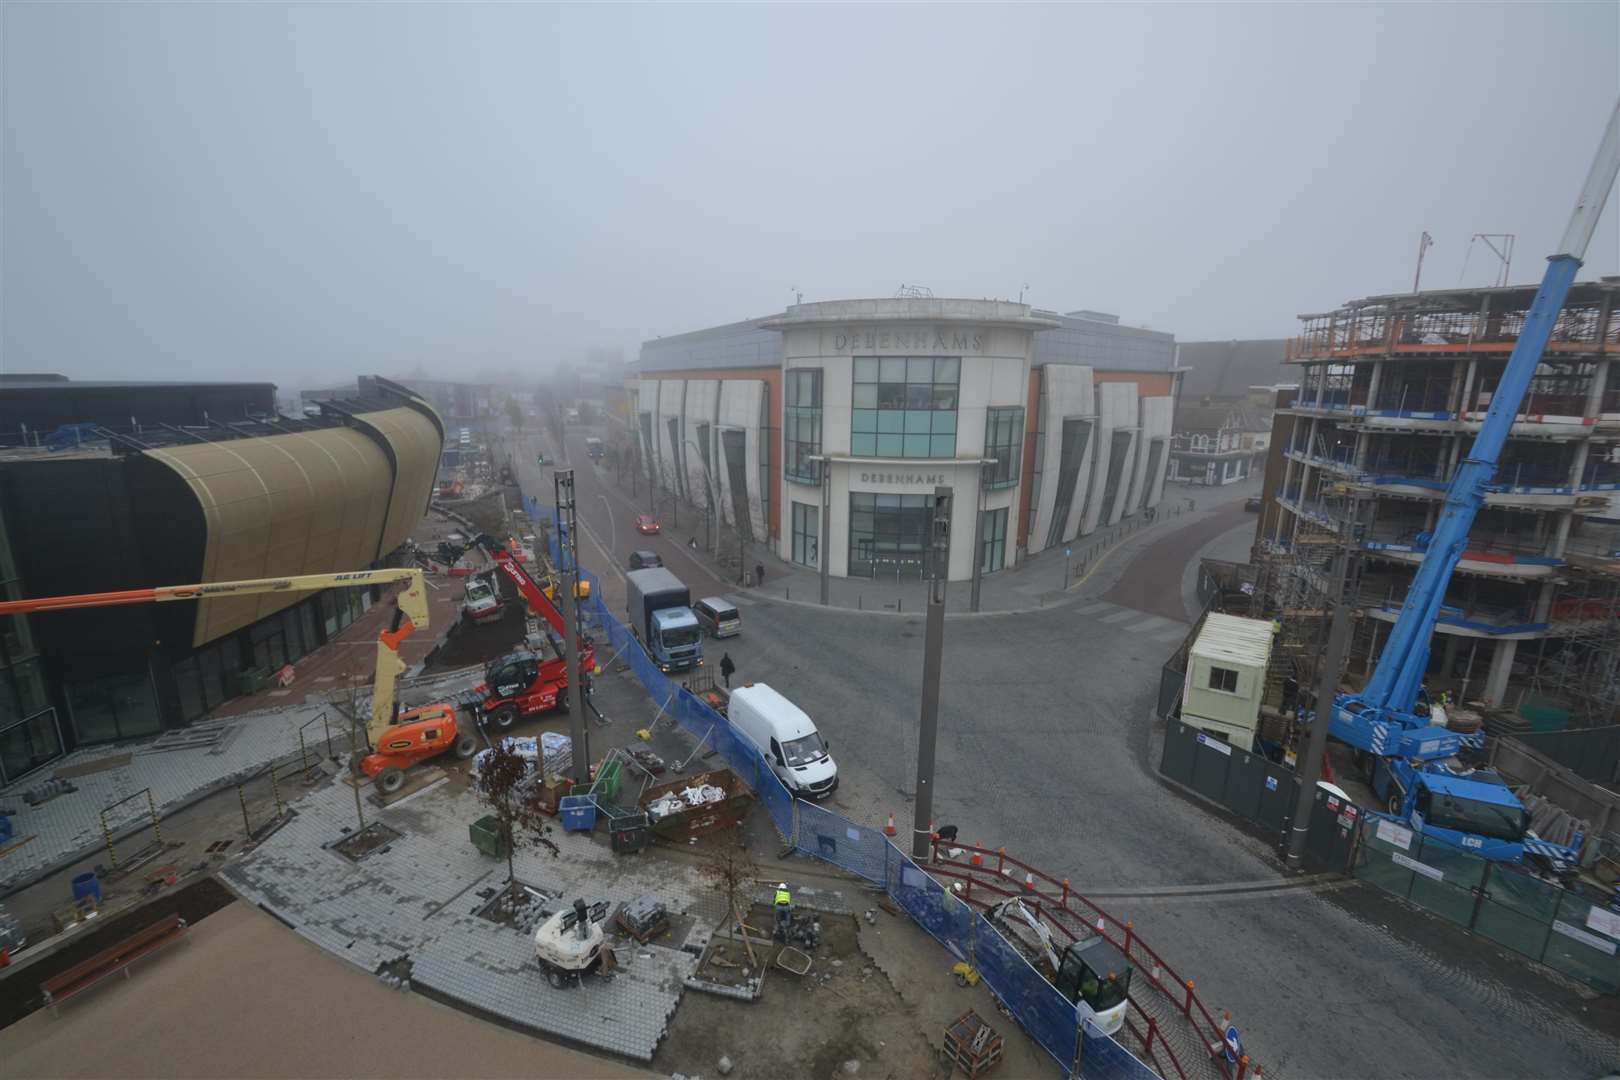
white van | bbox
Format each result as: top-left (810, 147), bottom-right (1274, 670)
top-left (727, 683), bottom-right (837, 799)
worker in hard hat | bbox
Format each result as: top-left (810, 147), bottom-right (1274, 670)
top-left (773, 883), bottom-right (793, 941)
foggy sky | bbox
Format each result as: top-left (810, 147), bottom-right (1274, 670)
top-left (4, 2), bottom-right (1617, 389)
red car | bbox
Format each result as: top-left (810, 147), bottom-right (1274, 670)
top-left (635, 512), bottom-right (661, 535)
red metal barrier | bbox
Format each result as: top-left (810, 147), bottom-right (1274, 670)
top-left (930, 837), bottom-right (1253, 1080)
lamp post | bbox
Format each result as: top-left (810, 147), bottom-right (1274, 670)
top-left (912, 485), bottom-right (952, 860)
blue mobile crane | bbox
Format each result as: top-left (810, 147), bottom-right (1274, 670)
top-left (1327, 100), bottom-right (1620, 867)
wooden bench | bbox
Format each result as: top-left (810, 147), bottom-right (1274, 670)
top-left (40, 913), bottom-right (189, 1015)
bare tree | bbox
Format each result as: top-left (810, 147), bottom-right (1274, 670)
top-left (472, 740), bottom-right (556, 882)
top-left (700, 827), bottom-right (761, 966)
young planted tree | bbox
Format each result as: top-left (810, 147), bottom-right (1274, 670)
top-left (472, 740), bottom-right (555, 882)
top-left (700, 827), bottom-right (762, 966)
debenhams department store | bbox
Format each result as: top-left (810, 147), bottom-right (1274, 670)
top-left (630, 297), bottom-right (1180, 582)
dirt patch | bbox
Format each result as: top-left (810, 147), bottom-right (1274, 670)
top-left (0, 876), bottom-right (236, 1031)
top-left (328, 822), bottom-right (402, 863)
top-left (423, 603), bottom-right (525, 672)
top-left (475, 880), bottom-right (552, 931)
top-left (654, 908), bottom-right (945, 1080)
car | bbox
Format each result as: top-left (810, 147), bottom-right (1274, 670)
top-left (692, 597), bottom-right (741, 638)
top-left (1244, 496), bottom-right (1263, 512)
top-left (635, 512), bottom-right (661, 535)
top-left (629, 549), bottom-right (663, 570)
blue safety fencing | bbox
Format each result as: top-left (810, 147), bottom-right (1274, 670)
top-left (523, 503), bottom-right (1153, 1078)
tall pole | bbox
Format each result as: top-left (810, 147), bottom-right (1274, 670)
top-left (1286, 546), bottom-right (1353, 865)
top-left (969, 462), bottom-right (988, 613)
top-left (912, 485), bottom-right (952, 859)
top-left (817, 456), bottom-right (831, 605)
top-left (555, 469), bottom-right (588, 783)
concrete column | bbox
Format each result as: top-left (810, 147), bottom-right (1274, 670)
top-left (1482, 639), bottom-right (1518, 706)
top-left (1534, 580), bottom-right (1557, 622)
top-left (1364, 360), bottom-right (1383, 415)
top-left (1459, 358), bottom-right (1479, 419)
top-left (1584, 358), bottom-right (1611, 417)
top-left (1313, 363), bottom-right (1327, 410)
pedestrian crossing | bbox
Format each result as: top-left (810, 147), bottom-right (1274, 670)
top-left (1076, 601), bottom-right (1188, 642)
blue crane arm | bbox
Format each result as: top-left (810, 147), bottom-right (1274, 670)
top-left (1359, 256), bottom-right (1581, 712)
top-left (1358, 100), bottom-right (1620, 716)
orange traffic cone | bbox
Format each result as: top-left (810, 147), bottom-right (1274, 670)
top-left (883, 812), bottom-right (897, 837)
top-left (1023, 872), bottom-right (1036, 892)
top-left (1096, 916), bottom-right (1106, 932)
top-left (970, 844), bottom-right (983, 867)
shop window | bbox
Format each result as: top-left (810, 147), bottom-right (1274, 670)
top-left (785, 369), bottom-right (823, 483)
top-left (979, 507), bottom-right (1008, 574)
top-left (851, 357), bottom-right (959, 459)
top-left (0, 708), bottom-right (64, 785)
top-left (848, 493), bottom-right (934, 577)
top-left (985, 408), bottom-right (1023, 488)
top-left (792, 502), bottom-right (819, 567)
top-left (173, 657), bottom-right (207, 721)
top-left (67, 670), bottom-right (162, 745)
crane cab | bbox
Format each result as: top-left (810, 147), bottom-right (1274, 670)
top-left (1054, 936), bottom-right (1133, 1037)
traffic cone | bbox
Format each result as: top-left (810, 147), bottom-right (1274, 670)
top-left (970, 844), bottom-right (983, 867)
top-left (1096, 916), bottom-right (1106, 932)
top-left (1023, 872), bottom-right (1035, 892)
top-left (883, 812), bottom-right (897, 837)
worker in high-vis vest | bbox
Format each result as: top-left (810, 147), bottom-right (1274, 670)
top-left (774, 883), bottom-right (793, 939)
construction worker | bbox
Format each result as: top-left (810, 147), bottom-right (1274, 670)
top-left (773, 882), bottom-right (793, 940)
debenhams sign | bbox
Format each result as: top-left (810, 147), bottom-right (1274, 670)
top-left (828, 326), bottom-right (985, 353)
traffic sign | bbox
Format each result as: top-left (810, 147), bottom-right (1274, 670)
top-left (1223, 1024), bottom-right (1242, 1065)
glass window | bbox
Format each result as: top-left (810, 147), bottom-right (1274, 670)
top-left (792, 502), bottom-right (819, 567)
top-left (1208, 666), bottom-right (1239, 693)
top-left (980, 507), bottom-right (1009, 574)
top-left (852, 355), bottom-right (959, 458)
top-left (848, 493), bottom-right (936, 577)
top-left (784, 369), bottom-right (823, 484)
top-left (852, 434), bottom-right (876, 456)
top-left (173, 657), bottom-right (206, 721)
top-left (985, 407), bottom-right (1025, 488)
top-left (199, 646), bottom-right (225, 710)
top-left (0, 708), bottom-right (64, 785)
top-left (67, 670), bottom-right (162, 744)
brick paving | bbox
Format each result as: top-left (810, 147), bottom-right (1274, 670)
top-left (220, 769), bottom-right (712, 1061)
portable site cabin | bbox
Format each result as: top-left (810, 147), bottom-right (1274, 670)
top-left (1180, 613), bottom-right (1273, 751)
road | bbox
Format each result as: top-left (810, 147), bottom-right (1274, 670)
top-left (507, 423), bottom-right (1618, 1079)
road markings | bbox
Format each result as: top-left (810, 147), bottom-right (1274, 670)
top-left (1100, 608), bottom-right (1144, 624)
top-left (1076, 602), bottom-right (1116, 616)
top-left (1126, 615), bottom-right (1173, 633)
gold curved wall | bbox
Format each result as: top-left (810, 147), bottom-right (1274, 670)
top-left (351, 406), bottom-right (442, 554)
top-left (145, 428), bottom-right (394, 646)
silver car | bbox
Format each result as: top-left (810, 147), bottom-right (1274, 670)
top-left (692, 597), bottom-right (741, 638)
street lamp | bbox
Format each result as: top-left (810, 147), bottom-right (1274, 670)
top-left (912, 485), bottom-right (952, 859)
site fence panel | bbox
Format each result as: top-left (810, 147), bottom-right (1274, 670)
top-left (1545, 890), bottom-right (1620, 993)
top-left (1080, 1029), bottom-right (1164, 1080)
top-left (795, 798), bottom-right (888, 884)
top-left (1474, 866), bottom-right (1557, 960)
top-left (1354, 813), bottom-right (1620, 993)
top-left (971, 906), bottom-right (1084, 1072)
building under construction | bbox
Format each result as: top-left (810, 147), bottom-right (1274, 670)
top-left (1251, 278), bottom-right (1620, 735)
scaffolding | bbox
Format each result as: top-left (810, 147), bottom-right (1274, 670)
top-left (1524, 569), bottom-right (1620, 727)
